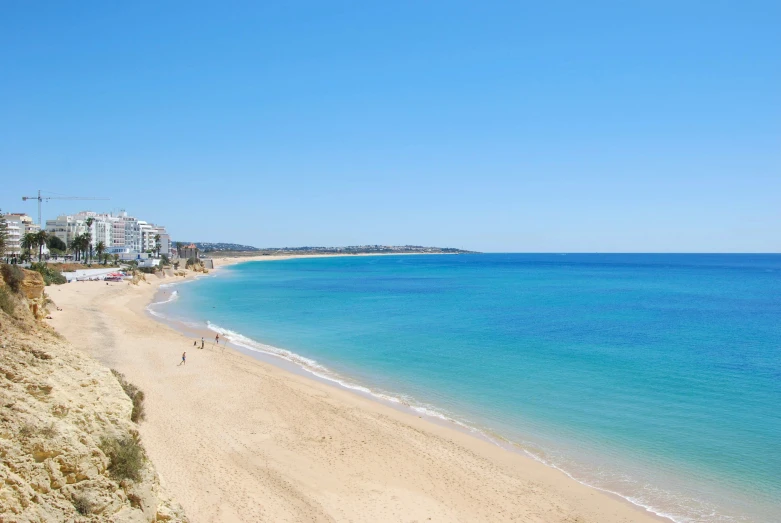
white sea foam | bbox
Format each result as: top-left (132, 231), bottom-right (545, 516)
top-left (201, 321), bottom-right (719, 523)
top-left (142, 296), bottom-right (737, 523)
top-left (205, 322), bottom-right (478, 431)
top-left (517, 449), bottom-right (691, 523)
top-left (146, 290), bottom-right (179, 319)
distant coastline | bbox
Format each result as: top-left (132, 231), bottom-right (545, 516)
top-left (174, 242), bottom-right (478, 255)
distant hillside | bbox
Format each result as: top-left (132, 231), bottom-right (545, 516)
top-left (175, 243), bottom-right (476, 254)
top-left (175, 242), bottom-right (260, 252)
top-left (262, 245), bottom-right (476, 254)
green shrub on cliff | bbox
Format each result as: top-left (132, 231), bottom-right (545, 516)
top-left (99, 433), bottom-right (145, 482)
top-left (0, 287), bottom-right (14, 316)
top-left (111, 370), bottom-right (146, 423)
top-left (29, 262), bottom-right (67, 286)
top-left (72, 494), bottom-right (92, 515)
top-left (1, 263), bottom-right (24, 293)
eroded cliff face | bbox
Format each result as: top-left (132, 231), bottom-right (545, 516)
top-left (17, 270), bottom-right (46, 320)
top-left (0, 268), bottom-right (47, 320)
top-left (0, 287), bottom-right (187, 522)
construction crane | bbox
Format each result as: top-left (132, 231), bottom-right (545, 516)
top-left (22, 190), bottom-right (110, 227)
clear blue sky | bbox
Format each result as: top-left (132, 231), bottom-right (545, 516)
top-left (1, 1), bottom-right (778, 252)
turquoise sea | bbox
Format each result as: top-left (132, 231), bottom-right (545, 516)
top-left (152, 254), bottom-right (781, 522)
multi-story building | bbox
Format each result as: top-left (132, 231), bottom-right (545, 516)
top-left (2, 213), bottom-right (39, 259)
top-left (138, 221), bottom-right (156, 253)
top-left (3, 214), bottom-right (24, 258)
top-left (44, 210), bottom-right (170, 258)
top-left (77, 212), bottom-right (115, 250)
top-left (111, 216), bottom-right (126, 247)
top-left (152, 226), bottom-right (171, 255)
top-left (46, 215), bottom-right (87, 248)
top-left (4, 220), bottom-right (22, 258)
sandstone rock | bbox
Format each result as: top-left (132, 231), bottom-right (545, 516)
top-left (15, 269), bottom-right (47, 320)
top-left (0, 309), bottom-right (188, 522)
top-left (17, 269), bottom-right (44, 301)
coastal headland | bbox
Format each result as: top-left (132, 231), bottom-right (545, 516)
top-left (47, 254), bottom-right (664, 522)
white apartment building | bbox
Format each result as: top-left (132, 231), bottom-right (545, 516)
top-left (152, 226), bottom-right (171, 255)
top-left (44, 210), bottom-right (170, 257)
top-left (112, 217), bottom-right (126, 247)
top-left (46, 215), bottom-right (87, 248)
top-left (3, 215), bottom-right (24, 258)
top-left (138, 221), bottom-right (156, 253)
top-left (78, 212), bottom-right (115, 249)
top-left (2, 213), bottom-right (39, 259)
top-left (124, 217), bottom-right (141, 252)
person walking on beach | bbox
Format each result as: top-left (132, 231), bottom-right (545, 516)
top-left (180, 352), bottom-right (186, 366)
top-left (201, 337), bottom-right (205, 349)
top-left (215, 334), bottom-right (220, 345)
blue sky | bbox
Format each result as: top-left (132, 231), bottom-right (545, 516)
top-left (1, 1), bottom-right (778, 252)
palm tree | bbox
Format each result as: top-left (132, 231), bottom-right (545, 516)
top-left (112, 253), bottom-right (120, 266)
top-left (83, 232), bottom-right (93, 263)
top-left (84, 218), bottom-right (95, 263)
top-left (35, 230), bottom-right (48, 262)
top-left (70, 233), bottom-right (89, 262)
top-left (96, 241), bottom-right (106, 265)
top-left (21, 233), bottom-right (37, 261)
top-left (154, 234), bottom-right (161, 258)
top-left (73, 236), bottom-right (81, 262)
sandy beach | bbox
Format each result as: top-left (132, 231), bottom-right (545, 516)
top-left (46, 256), bottom-right (663, 523)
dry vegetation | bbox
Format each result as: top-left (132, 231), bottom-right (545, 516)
top-left (111, 369), bottom-right (146, 423)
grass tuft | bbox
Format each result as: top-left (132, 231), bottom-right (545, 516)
top-left (0, 286), bottom-right (14, 316)
top-left (0, 264), bottom-right (24, 293)
top-left (111, 369), bottom-right (146, 423)
top-left (72, 494), bottom-right (92, 515)
top-left (99, 433), bottom-right (145, 482)
top-left (19, 423), bottom-right (36, 439)
top-left (40, 423), bottom-right (57, 438)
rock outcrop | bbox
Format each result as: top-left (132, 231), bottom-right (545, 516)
top-left (0, 279), bottom-right (187, 522)
top-left (0, 268), bottom-right (47, 320)
top-left (17, 270), bottom-right (46, 320)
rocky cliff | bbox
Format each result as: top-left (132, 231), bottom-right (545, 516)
top-left (0, 272), bottom-right (187, 522)
top-left (0, 268), bottom-right (47, 321)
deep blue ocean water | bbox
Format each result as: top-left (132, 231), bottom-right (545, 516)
top-left (155, 254), bottom-right (781, 522)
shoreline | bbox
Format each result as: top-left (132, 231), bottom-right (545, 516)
top-left (156, 255), bottom-right (678, 522)
top-left (149, 295), bottom-right (674, 523)
top-left (48, 254), bottom-right (667, 522)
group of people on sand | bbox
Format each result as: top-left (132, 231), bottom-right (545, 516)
top-left (180, 334), bottom-right (221, 365)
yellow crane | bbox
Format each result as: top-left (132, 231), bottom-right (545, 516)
top-left (22, 190), bottom-right (110, 227)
